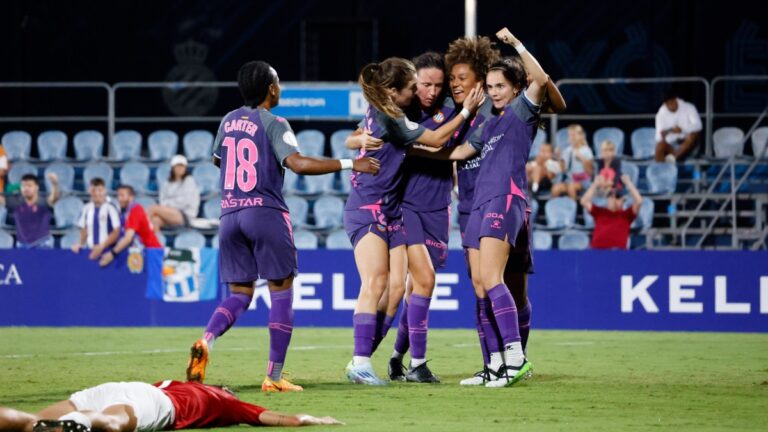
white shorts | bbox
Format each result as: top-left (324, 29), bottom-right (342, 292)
top-left (69, 382), bottom-right (175, 432)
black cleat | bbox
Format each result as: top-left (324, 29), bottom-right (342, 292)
top-left (405, 361), bottom-right (440, 383)
top-left (34, 421), bottom-right (91, 432)
top-left (388, 357), bottom-right (406, 381)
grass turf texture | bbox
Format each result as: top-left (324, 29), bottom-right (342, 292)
top-left (1, 328), bottom-right (766, 431)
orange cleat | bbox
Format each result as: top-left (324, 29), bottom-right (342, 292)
top-left (261, 376), bottom-right (304, 392)
top-left (186, 339), bottom-right (209, 383)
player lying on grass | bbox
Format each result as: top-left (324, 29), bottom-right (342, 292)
top-left (0, 380), bottom-right (342, 432)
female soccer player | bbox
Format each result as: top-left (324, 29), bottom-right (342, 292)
top-left (344, 56), bottom-right (484, 385)
top-left (186, 60), bottom-right (380, 392)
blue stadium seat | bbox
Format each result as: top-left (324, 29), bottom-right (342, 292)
top-left (327, 229), bottom-right (353, 249)
top-left (558, 231), bottom-right (590, 250)
top-left (8, 162), bottom-right (37, 184)
top-left (625, 198), bottom-right (655, 231)
top-left (156, 232), bottom-right (167, 247)
top-left (192, 162), bottom-right (219, 195)
top-left (38, 130), bottom-right (68, 161)
top-left (282, 168), bottom-right (299, 195)
top-left (285, 196), bottom-right (308, 227)
top-left (593, 127), bottom-right (625, 156)
top-left (630, 127), bottom-right (656, 159)
top-left (301, 173), bottom-right (335, 195)
top-left (0, 229), bottom-right (14, 249)
top-left (582, 197), bottom-right (607, 229)
top-left (646, 163), bottom-right (678, 194)
top-left (134, 195), bottom-right (157, 209)
top-left (312, 195), bottom-right (344, 229)
top-left (174, 230), bottom-right (206, 249)
top-left (120, 161), bottom-right (150, 193)
top-left (211, 234), bottom-right (219, 249)
top-left (712, 127), bottom-right (745, 158)
top-left (148, 130), bottom-right (179, 161)
top-left (555, 127), bottom-right (589, 152)
top-left (532, 231), bottom-right (553, 250)
top-left (183, 130), bottom-right (214, 162)
top-left (336, 170), bottom-right (352, 194)
top-left (294, 229), bottom-right (319, 250)
top-left (450, 199), bottom-right (459, 228)
top-left (529, 129), bottom-right (547, 160)
top-left (59, 229), bottom-right (81, 249)
top-left (621, 161), bottom-right (639, 186)
top-left (752, 126), bottom-right (768, 158)
top-left (203, 197), bottom-right (221, 219)
top-left (297, 129), bottom-right (325, 157)
top-left (0, 206), bottom-right (7, 227)
top-left (331, 129), bottom-right (356, 159)
top-left (112, 130), bottom-right (142, 161)
top-left (529, 198), bottom-right (539, 224)
top-left (44, 162), bottom-right (75, 193)
top-left (2, 131), bottom-right (32, 161)
top-left (83, 162), bottom-right (114, 191)
top-left (53, 196), bottom-right (84, 228)
top-left (155, 164), bottom-right (171, 190)
top-left (74, 130), bottom-right (104, 161)
top-left (448, 229), bottom-right (463, 250)
top-left (544, 196), bottom-right (577, 229)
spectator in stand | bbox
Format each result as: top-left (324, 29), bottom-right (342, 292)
top-left (13, 173), bottom-right (60, 249)
top-left (581, 173), bottom-right (643, 250)
top-left (526, 142), bottom-right (561, 195)
top-left (551, 124), bottom-right (593, 200)
top-left (0, 143), bottom-right (8, 206)
top-left (71, 178), bottom-right (121, 260)
top-left (99, 185), bottom-right (162, 267)
top-left (595, 140), bottom-right (623, 196)
top-left (654, 90), bottom-right (702, 163)
top-left (148, 155), bottom-right (200, 232)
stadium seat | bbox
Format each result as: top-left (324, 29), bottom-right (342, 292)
top-left (83, 162), bottom-right (114, 191)
top-left (174, 230), bottom-right (206, 249)
top-left (529, 129), bottom-right (547, 160)
top-left (544, 196), bottom-right (577, 229)
top-left (119, 161), bottom-right (150, 193)
top-left (37, 130), bottom-right (68, 161)
top-left (285, 196), bottom-right (309, 227)
top-left (203, 197), bottom-right (221, 219)
top-left (558, 231), bottom-right (590, 250)
top-left (192, 162), bottom-right (219, 195)
top-left (625, 198), bottom-right (655, 231)
top-left (336, 171), bottom-right (353, 194)
top-left (712, 127), bottom-right (745, 158)
top-left (326, 229), bottom-right (353, 249)
top-left (450, 199), bottom-right (459, 228)
top-left (8, 162), bottom-right (37, 184)
top-left (582, 197), bottom-right (607, 229)
top-left (2, 131), bottom-right (32, 161)
top-left (148, 130), bottom-right (179, 161)
top-left (74, 130), bottom-right (104, 161)
top-left (330, 129), bottom-right (356, 159)
top-left (156, 232), bottom-right (167, 247)
top-left (751, 126), bottom-right (768, 158)
top-left (621, 161), bottom-right (639, 186)
top-left (155, 164), bottom-right (171, 189)
top-left (593, 127), bottom-right (625, 156)
top-left (294, 229), bottom-right (319, 250)
top-left (112, 130), bottom-right (142, 161)
top-left (301, 173), bottom-right (335, 195)
top-left (630, 127), bottom-right (656, 159)
top-left (529, 198), bottom-right (539, 224)
top-left (211, 234), bottom-right (219, 249)
top-left (646, 163), bottom-right (678, 194)
top-left (447, 229), bottom-right (463, 250)
top-left (58, 229), bottom-right (81, 249)
top-left (0, 229), bottom-right (14, 249)
top-left (555, 127), bottom-right (589, 152)
top-left (283, 168), bottom-right (299, 195)
top-left (44, 162), bottom-right (75, 193)
top-left (312, 195), bottom-right (344, 229)
top-left (0, 206), bottom-right (7, 227)
top-left (532, 231), bottom-right (553, 250)
top-left (297, 129), bottom-right (325, 157)
top-left (53, 196), bottom-right (84, 228)
top-left (183, 130), bottom-right (214, 162)
top-left (134, 195), bottom-right (157, 209)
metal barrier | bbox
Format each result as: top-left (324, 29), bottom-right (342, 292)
top-left (0, 81), bottom-right (111, 125)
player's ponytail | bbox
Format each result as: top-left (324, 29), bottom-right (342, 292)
top-left (238, 60), bottom-right (277, 108)
top-left (358, 57), bottom-right (416, 119)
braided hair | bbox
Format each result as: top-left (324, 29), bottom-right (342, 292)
top-left (237, 61), bottom-right (277, 107)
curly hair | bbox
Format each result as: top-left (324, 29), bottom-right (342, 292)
top-left (444, 36), bottom-right (501, 80)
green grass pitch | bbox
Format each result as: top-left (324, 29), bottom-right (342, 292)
top-left (1, 328), bottom-right (766, 431)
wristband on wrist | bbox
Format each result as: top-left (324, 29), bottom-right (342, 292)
top-left (460, 108), bottom-right (471, 120)
top-left (514, 43), bottom-right (527, 55)
top-left (340, 159), bottom-right (353, 170)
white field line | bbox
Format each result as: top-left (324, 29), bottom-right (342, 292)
top-left (1, 344), bottom-right (350, 359)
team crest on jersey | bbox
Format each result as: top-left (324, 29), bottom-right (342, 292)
top-left (127, 247), bottom-right (144, 274)
top-left (432, 112), bottom-right (445, 123)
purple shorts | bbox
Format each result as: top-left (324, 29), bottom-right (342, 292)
top-left (463, 195), bottom-right (534, 273)
top-left (402, 206), bottom-right (450, 269)
top-left (218, 207), bottom-right (298, 283)
top-left (343, 209), bottom-right (407, 250)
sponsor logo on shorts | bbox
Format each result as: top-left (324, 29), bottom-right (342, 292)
top-left (221, 192), bottom-right (264, 209)
top-left (490, 219), bottom-right (502, 229)
top-left (426, 239), bottom-right (448, 250)
top-left (484, 212), bottom-right (504, 220)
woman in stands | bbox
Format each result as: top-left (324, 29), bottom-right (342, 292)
top-left (186, 60), bottom-right (381, 393)
top-left (551, 124), bottom-right (594, 200)
top-left (343, 56), bottom-right (484, 385)
top-left (147, 155), bottom-right (200, 232)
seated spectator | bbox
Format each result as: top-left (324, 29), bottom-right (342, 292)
top-left (551, 124), bottom-right (594, 200)
top-left (654, 90), bottom-right (702, 163)
top-left (99, 185), bottom-right (162, 267)
top-left (526, 142), bottom-right (561, 195)
top-left (595, 140), bottom-right (623, 196)
top-left (581, 174), bottom-right (643, 250)
top-left (148, 155), bottom-right (200, 232)
top-left (0, 142), bottom-right (8, 206)
top-left (13, 173), bottom-right (60, 248)
top-left (72, 177), bottom-right (121, 260)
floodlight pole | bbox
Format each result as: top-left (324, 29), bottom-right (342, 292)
top-left (465, 0), bottom-right (477, 37)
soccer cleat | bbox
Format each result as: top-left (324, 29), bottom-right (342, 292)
top-left (388, 357), bottom-right (406, 382)
top-left (261, 377), bottom-right (304, 392)
top-left (405, 361), bottom-right (440, 383)
top-left (33, 420), bottom-right (90, 432)
top-left (345, 360), bottom-right (387, 386)
top-left (459, 366), bottom-right (498, 386)
top-left (186, 339), bottom-right (209, 383)
top-left (485, 359), bottom-right (533, 388)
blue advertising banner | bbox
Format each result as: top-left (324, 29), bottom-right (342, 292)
top-left (270, 83), bottom-right (366, 120)
top-left (0, 250), bottom-right (766, 332)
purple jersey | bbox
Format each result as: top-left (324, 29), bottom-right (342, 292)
top-left (455, 98), bottom-right (494, 214)
top-left (345, 105), bottom-right (426, 218)
top-left (469, 93), bottom-right (540, 209)
top-left (212, 107), bottom-right (299, 216)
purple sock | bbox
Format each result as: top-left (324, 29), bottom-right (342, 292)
top-left (408, 294), bottom-right (431, 359)
top-left (353, 313), bottom-right (377, 357)
top-left (268, 288), bottom-right (294, 364)
top-left (393, 301), bottom-right (409, 354)
top-left (480, 297), bottom-right (502, 355)
top-left (372, 311), bottom-right (394, 352)
top-left (476, 297), bottom-right (490, 364)
top-left (203, 293), bottom-right (251, 343)
top-left (518, 301), bottom-right (532, 351)
top-left (487, 284), bottom-right (521, 345)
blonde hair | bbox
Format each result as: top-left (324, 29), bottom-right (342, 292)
top-left (358, 57), bottom-right (416, 118)
top-left (567, 124), bottom-right (587, 147)
top-left (601, 140), bottom-right (616, 151)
